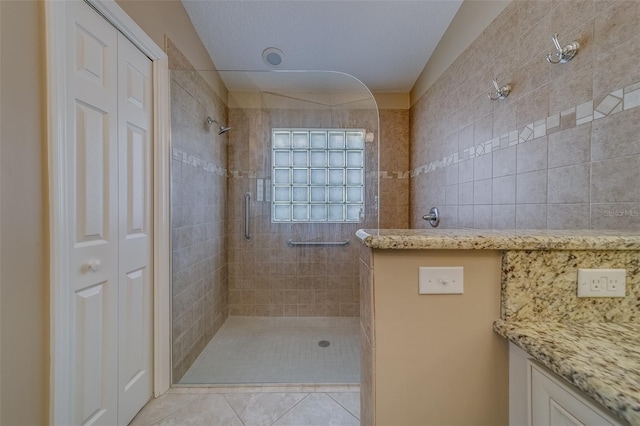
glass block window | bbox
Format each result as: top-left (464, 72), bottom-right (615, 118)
top-left (272, 129), bottom-right (365, 222)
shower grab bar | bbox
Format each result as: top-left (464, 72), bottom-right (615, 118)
top-left (287, 239), bottom-right (350, 247)
top-left (244, 192), bottom-right (251, 241)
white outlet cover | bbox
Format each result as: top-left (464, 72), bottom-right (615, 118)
top-left (577, 268), bottom-right (626, 298)
top-left (419, 266), bottom-right (464, 294)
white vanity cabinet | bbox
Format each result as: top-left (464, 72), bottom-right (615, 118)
top-left (509, 343), bottom-right (624, 426)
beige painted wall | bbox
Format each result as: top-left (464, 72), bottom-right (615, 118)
top-left (116, 0), bottom-right (228, 100)
top-left (372, 92), bottom-right (410, 110)
top-left (372, 250), bottom-right (508, 425)
top-left (0, 1), bottom-right (48, 424)
top-left (411, 0), bottom-right (509, 105)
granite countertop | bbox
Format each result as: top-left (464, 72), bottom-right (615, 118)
top-left (355, 229), bottom-right (640, 250)
top-left (493, 320), bottom-right (640, 425)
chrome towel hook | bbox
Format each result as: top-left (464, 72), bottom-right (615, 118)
top-left (422, 207), bottom-right (440, 228)
top-left (545, 33), bottom-right (579, 64)
top-left (488, 78), bottom-right (511, 100)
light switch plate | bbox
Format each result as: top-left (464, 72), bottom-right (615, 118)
top-left (577, 268), bottom-right (626, 297)
top-left (419, 267), bottom-right (464, 294)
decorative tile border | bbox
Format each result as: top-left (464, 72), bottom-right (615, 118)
top-left (379, 171), bottom-right (411, 179)
top-left (410, 80), bottom-right (640, 178)
top-left (173, 147), bottom-right (410, 180)
top-left (172, 147), bottom-right (227, 177)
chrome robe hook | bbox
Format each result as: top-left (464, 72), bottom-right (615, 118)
top-left (422, 207), bottom-right (440, 228)
top-left (545, 33), bottom-right (579, 64)
top-left (488, 78), bottom-right (511, 100)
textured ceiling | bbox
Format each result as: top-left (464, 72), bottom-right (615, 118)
top-left (181, 0), bottom-right (463, 93)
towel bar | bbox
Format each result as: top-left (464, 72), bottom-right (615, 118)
top-left (287, 239), bottom-right (350, 247)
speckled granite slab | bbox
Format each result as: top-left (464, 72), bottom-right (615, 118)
top-left (355, 229), bottom-right (640, 250)
top-left (502, 250), bottom-right (640, 323)
top-left (493, 320), bottom-right (640, 425)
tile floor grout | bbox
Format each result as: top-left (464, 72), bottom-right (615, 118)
top-left (179, 316), bottom-right (360, 385)
top-left (326, 393), bottom-right (360, 420)
top-left (222, 394), bottom-right (245, 426)
top-left (269, 393), bottom-right (310, 425)
top-left (130, 389), bottom-right (361, 426)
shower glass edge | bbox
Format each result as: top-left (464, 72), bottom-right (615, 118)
top-left (169, 68), bottom-right (379, 386)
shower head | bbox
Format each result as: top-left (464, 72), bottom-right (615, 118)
top-left (206, 116), bottom-right (231, 135)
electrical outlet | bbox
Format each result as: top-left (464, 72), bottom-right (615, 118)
top-left (577, 269), bottom-right (626, 298)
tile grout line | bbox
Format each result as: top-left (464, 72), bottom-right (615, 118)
top-left (222, 393), bottom-right (247, 426)
top-left (267, 392), bottom-right (312, 426)
top-left (147, 394), bottom-right (206, 426)
top-left (325, 392), bottom-right (361, 421)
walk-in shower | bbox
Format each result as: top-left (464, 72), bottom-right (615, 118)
top-left (169, 65), bottom-right (379, 386)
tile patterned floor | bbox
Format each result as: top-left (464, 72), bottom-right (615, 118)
top-left (130, 386), bottom-right (360, 426)
top-left (180, 317), bottom-right (360, 384)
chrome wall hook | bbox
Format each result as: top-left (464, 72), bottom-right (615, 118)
top-left (545, 33), bottom-right (579, 64)
top-left (488, 78), bottom-right (511, 100)
top-left (422, 207), bottom-right (440, 228)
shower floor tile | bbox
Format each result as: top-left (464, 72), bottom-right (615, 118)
top-left (179, 316), bottom-right (360, 385)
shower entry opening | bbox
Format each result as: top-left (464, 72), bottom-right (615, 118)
top-left (169, 69), bottom-right (379, 386)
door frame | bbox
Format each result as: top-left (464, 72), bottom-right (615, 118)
top-left (45, 0), bottom-right (171, 423)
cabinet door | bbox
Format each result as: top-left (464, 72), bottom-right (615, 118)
top-left (530, 362), bottom-right (618, 426)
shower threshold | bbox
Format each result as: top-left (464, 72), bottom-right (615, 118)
top-left (178, 316), bottom-right (361, 385)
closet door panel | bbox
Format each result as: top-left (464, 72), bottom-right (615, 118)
top-left (117, 31), bottom-right (154, 426)
top-left (63, 4), bottom-right (155, 425)
top-left (68, 2), bottom-right (119, 425)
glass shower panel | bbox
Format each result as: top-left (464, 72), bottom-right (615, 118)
top-left (171, 69), bottom-right (379, 385)
top-left (224, 70), bottom-right (379, 323)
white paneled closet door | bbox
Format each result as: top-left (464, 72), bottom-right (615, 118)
top-left (69, 2), bottom-right (119, 423)
top-left (67, 2), bottom-right (153, 425)
top-left (117, 32), bottom-right (154, 426)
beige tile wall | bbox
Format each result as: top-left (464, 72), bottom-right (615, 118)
top-left (379, 110), bottom-right (410, 229)
top-left (410, 0), bottom-right (640, 231)
top-left (169, 40), bottom-right (229, 381)
top-left (226, 107), bottom-right (379, 317)
top-left (226, 104), bottom-right (409, 317)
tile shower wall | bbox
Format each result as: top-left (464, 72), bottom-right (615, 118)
top-left (169, 39), bottom-right (229, 381)
top-left (379, 110), bottom-right (410, 229)
top-left (410, 0), bottom-right (640, 230)
top-left (227, 105), bottom-right (389, 317)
